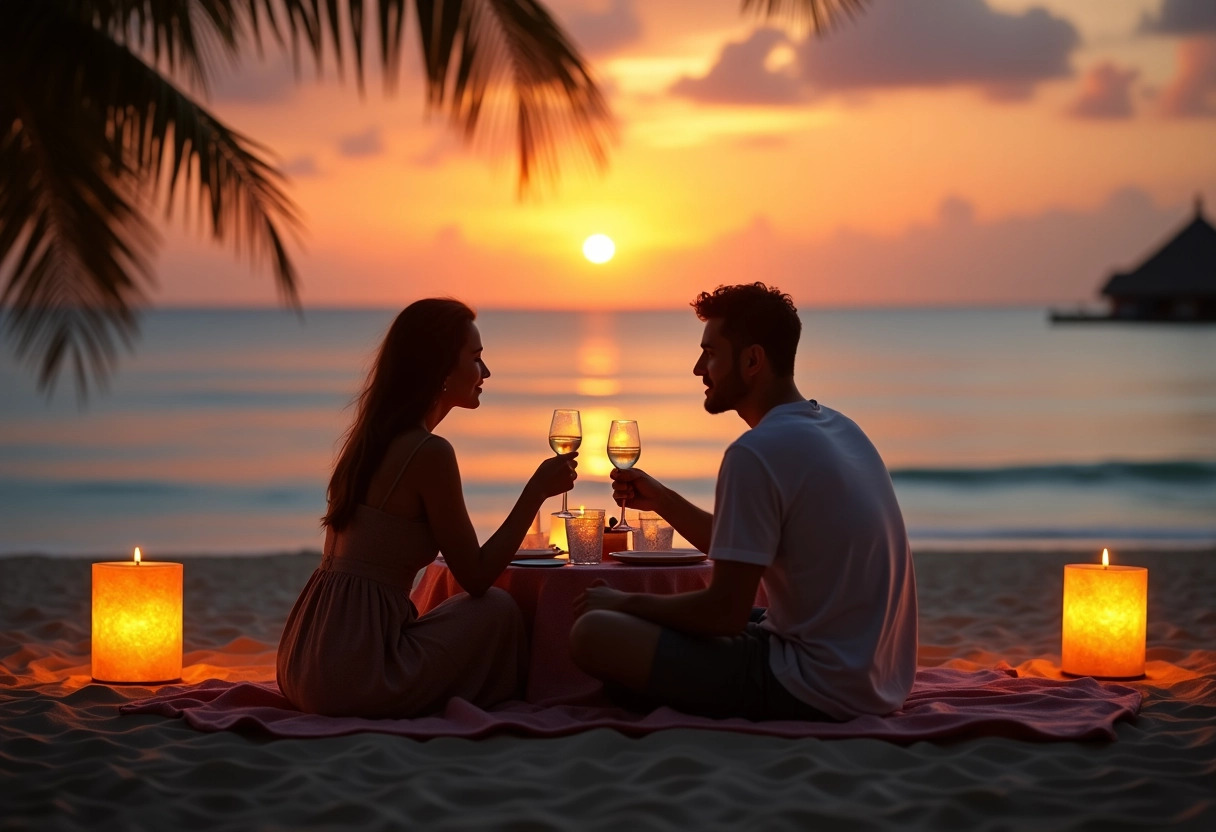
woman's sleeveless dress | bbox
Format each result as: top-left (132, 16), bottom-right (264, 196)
top-left (276, 434), bottom-right (528, 717)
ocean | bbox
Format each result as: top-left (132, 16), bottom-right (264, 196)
top-left (1, 307), bottom-right (1213, 556)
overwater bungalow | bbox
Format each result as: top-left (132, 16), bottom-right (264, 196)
top-left (1051, 196), bottom-right (1216, 323)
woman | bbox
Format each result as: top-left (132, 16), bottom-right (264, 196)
top-left (277, 299), bottom-right (577, 717)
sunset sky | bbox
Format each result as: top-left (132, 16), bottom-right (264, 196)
top-left (156, 0), bottom-right (1216, 310)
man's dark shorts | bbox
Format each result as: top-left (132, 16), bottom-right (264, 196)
top-left (608, 609), bottom-right (836, 721)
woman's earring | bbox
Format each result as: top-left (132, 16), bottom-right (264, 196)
top-left (442, 384), bottom-right (448, 392)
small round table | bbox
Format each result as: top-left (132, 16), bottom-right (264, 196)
top-left (411, 558), bottom-right (716, 704)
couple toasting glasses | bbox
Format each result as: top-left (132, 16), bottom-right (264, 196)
top-left (547, 408), bottom-right (641, 538)
top-left (277, 283), bottom-right (918, 722)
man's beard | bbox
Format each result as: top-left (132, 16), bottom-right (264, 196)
top-left (703, 364), bottom-right (748, 414)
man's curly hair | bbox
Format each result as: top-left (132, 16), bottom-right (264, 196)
top-left (691, 282), bottom-right (801, 376)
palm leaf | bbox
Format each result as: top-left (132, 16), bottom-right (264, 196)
top-left (1, 0), bottom-right (611, 398)
top-left (417, 0), bottom-right (612, 190)
top-left (60, 1), bottom-right (246, 92)
top-left (2, 1), bottom-right (861, 398)
top-left (266, 1), bottom-right (612, 190)
top-left (99, 37), bottom-right (302, 297)
top-left (0, 2), bottom-right (300, 397)
top-left (742, 0), bottom-right (868, 34)
top-left (1, 5), bottom-right (151, 396)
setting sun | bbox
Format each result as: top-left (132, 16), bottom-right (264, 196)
top-left (582, 234), bottom-right (615, 264)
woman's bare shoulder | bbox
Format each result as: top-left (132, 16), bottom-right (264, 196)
top-left (370, 431), bottom-right (458, 512)
top-left (385, 430), bottom-right (455, 469)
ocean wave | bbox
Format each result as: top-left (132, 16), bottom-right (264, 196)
top-left (909, 526), bottom-right (1216, 543)
top-left (890, 460), bottom-right (1216, 487)
top-left (0, 479), bottom-right (323, 507)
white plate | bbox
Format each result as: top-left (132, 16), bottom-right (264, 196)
top-left (513, 549), bottom-right (560, 560)
top-left (510, 558), bottom-right (567, 568)
top-left (609, 550), bottom-right (707, 566)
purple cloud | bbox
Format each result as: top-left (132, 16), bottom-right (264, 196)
top-left (338, 128), bottom-right (384, 158)
top-left (1139, 0), bottom-right (1216, 35)
top-left (209, 56), bottom-right (300, 104)
top-left (281, 156), bottom-right (320, 178)
top-left (796, 0), bottom-right (1078, 99)
top-left (938, 195), bottom-right (975, 227)
top-left (670, 29), bottom-right (804, 105)
top-left (671, 0), bottom-right (1080, 106)
top-left (1068, 62), bottom-right (1139, 119)
top-left (565, 0), bottom-right (643, 56)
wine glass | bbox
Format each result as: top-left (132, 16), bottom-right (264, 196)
top-left (549, 409), bottom-right (582, 518)
top-left (606, 420), bottom-right (641, 531)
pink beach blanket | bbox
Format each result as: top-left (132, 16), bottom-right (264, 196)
top-left (121, 665), bottom-right (1140, 742)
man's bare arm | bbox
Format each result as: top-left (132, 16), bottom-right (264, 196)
top-left (651, 484), bottom-right (713, 553)
top-left (611, 467), bottom-right (714, 553)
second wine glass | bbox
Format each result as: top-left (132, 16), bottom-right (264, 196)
top-left (549, 409), bottom-right (582, 518)
top-left (606, 420), bottom-right (641, 531)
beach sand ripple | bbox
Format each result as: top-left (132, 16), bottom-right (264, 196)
top-left (2, 550), bottom-right (1214, 830)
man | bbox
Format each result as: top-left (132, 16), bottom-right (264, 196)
top-left (571, 282), bottom-right (918, 721)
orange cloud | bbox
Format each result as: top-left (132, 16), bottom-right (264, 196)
top-left (1160, 37), bottom-right (1216, 117)
top-left (149, 184), bottom-right (1215, 310)
top-left (1069, 62), bottom-right (1139, 120)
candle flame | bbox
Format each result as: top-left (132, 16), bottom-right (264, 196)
top-left (1101, 548), bottom-right (1109, 568)
top-left (134, 547), bottom-right (142, 565)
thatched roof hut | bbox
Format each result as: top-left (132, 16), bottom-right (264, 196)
top-left (1100, 196), bottom-right (1216, 321)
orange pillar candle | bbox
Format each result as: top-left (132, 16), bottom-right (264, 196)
top-left (92, 548), bottom-right (183, 684)
top-left (1061, 549), bottom-right (1147, 679)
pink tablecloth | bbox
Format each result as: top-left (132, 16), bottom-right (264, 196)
top-left (411, 558), bottom-right (725, 705)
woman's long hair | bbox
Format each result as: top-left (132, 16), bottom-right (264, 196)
top-left (323, 299), bottom-right (476, 530)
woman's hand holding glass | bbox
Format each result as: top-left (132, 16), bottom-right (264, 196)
top-left (549, 409), bottom-right (582, 517)
top-left (531, 452), bottom-right (579, 500)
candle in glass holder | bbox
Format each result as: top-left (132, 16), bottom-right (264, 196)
top-left (1061, 548), bottom-right (1147, 679)
top-left (92, 547), bottom-right (183, 684)
top-left (565, 508), bottom-right (606, 565)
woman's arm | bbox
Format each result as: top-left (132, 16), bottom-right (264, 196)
top-left (419, 438), bottom-right (576, 596)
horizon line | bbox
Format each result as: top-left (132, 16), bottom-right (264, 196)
top-left (78, 300), bottom-right (1099, 314)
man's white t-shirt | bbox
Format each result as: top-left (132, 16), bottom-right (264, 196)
top-left (709, 400), bottom-right (918, 719)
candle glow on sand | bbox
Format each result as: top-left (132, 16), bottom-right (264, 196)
top-left (1061, 548), bottom-right (1148, 680)
top-left (91, 548), bottom-right (183, 684)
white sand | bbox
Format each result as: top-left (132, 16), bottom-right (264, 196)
top-left (2, 549), bottom-right (1213, 830)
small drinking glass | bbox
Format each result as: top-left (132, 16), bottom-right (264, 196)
top-left (565, 509), bottom-right (606, 565)
top-left (549, 409), bottom-right (582, 518)
top-left (606, 420), bottom-right (641, 532)
top-left (638, 512), bottom-right (674, 551)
